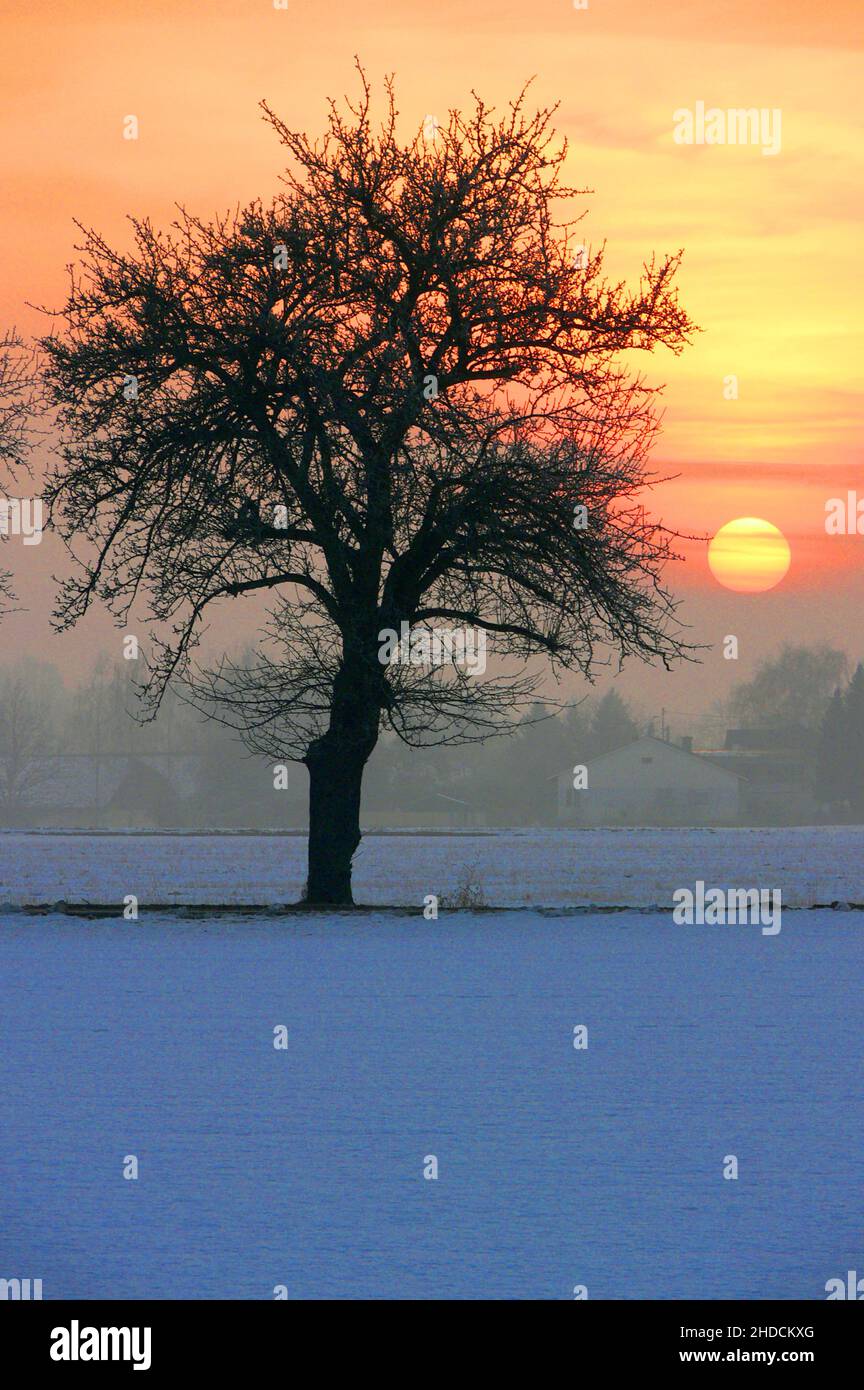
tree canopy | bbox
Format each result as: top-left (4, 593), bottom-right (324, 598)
top-left (41, 70), bottom-right (695, 900)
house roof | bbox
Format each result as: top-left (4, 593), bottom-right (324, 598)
top-left (724, 725), bottom-right (816, 752)
top-left (558, 735), bottom-right (746, 783)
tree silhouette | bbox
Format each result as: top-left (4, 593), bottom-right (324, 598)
top-left (0, 663), bottom-right (59, 817)
top-left (814, 664), bottom-right (864, 815)
top-left (843, 664), bottom-right (864, 816)
top-left (815, 686), bottom-right (847, 808)
top-left (728, 643), bottom-right (848, 732)
top-left (41, 70), bottom-right (694, 903)
top-left (589, 689), bottom-right (639, 756)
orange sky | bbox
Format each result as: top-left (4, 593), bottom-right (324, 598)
top-left (1, 0), bottom-right (862, 701)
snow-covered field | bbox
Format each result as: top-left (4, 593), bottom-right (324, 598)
top-left (2, 904), bottom-right (862, 1299)
top-left (1, 824), bottom-right (862, 908)
top-left (2, 830), bottom-right (862, 1300)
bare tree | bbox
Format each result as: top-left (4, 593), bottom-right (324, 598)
top-left (0, 664), bottom-right (58, 816)
top-left (41, 70), bottom-right (695, 903)
top-left (729, 644), bottom-right (849, 732)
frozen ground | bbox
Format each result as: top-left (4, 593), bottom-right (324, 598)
top-left (1, 904), bottom-right (862, 1300)
top-left (1, 824), bottom-right (862, 908)
top-left (2, 829), bottom-right (862, 1298)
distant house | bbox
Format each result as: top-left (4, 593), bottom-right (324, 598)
top-left (0, 752), bottom-right (206, 827)
top-left (556, 735), bottom-right (743, 826)
top-left (700, 726), bottom-right (817, 822)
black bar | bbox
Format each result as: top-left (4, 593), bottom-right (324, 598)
top-left (2, 1298), bottom-right (859, 1375)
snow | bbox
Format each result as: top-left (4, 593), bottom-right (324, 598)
top-left (1, 824), bottom-right (861, 909)
top-left (2, 830), bottom-right (862, 1299)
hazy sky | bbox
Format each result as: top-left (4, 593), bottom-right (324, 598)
top-left (1, 0), bottom-right (862, 721)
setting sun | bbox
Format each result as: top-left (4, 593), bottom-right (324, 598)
top-left (707, 517), bottom-right (792, 594)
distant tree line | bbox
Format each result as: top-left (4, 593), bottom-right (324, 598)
top-left (816, 665), bottom-right (864, 816)
top-left (726, 643), bottom-right (849, 731)
top-left (0, 656), bottom-right (641, 827)
top-left (2, 645), bottom-right (862, 826)
top-left (712, 643), bottom-right (863, 818)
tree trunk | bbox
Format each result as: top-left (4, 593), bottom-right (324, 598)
top-left (303, 657), bottom-right (383, 905)
top-left (304, 741), bottom-right (368, 904)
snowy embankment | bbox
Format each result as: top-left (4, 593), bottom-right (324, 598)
top-left (0, 825), bottom-right (862, 910)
